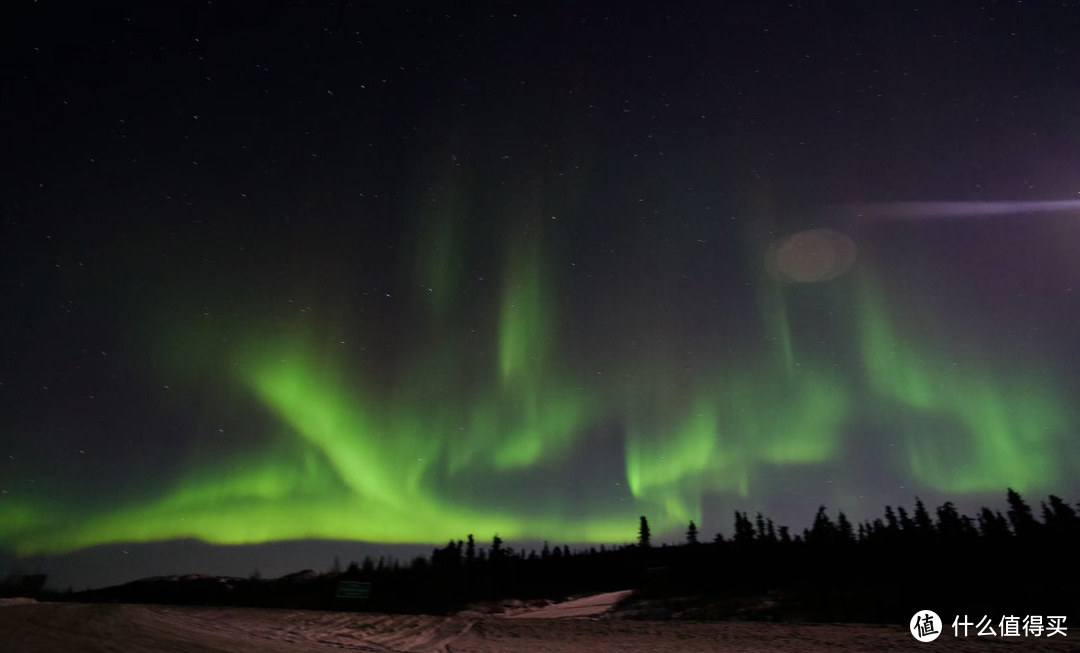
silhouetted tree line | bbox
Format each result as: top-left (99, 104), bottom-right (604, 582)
top-left (58, 489), bottom-right (1080, 621)
top-left (640, 488), bottom-right (1080, 622)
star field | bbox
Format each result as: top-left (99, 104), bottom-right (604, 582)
top-left (3, 1), bottom-right (1080, 588)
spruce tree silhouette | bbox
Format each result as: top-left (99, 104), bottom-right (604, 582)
top-left (836, 511), bottom-right (855, 543)
top-left (1042, 495), bottom-right (1080, 535)
top-left (897, 506), bottom-right (915, 534)
top-left (978, 507), bottom-right (1011, 539)
top-left (884, 505), bottom-right (900, 536)
top-left (733, 511), bottom-right (755, 544)
top-left (808, 505), bottom-right (836, 544)
top-left (686, 520), bottom-right (699, 545)
top-left (638, 516), bottom-right (652, 548)
top-left (1006, 487), bottom-right (1039, 537)
top-left (934, 501), bottom-right (974, 540)
top-left (913, 498), bottom-right (934, 535)
top-left (867, 518), bottom-right (885, 542)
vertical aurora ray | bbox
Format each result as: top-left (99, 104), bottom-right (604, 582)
top-left (757, 280), bottom-right (797, 374)
top-left (624, 395), bottom-right (723, 525)
top-left (854, 275), bottom-right (1074, 492)
top-left (409, 158), bottom-right (473, 322)
top-left (622, 345), bottom-right (850, 533)
top-left (489, 221), bottom-right (590, 469)
top-left (416, 215), bottom-right (464, 318)
top-left (498, 229), bottom-right (548, 384)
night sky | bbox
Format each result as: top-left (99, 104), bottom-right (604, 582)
top-left (4, 1), bottom-right (1080, 589)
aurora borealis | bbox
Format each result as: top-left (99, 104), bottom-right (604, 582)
top-left (4, 1), bottom-right (1080, 587)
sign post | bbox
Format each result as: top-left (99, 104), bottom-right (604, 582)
top-left (335, 581), bottom-right (372, 599)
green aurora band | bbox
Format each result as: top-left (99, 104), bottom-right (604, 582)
top-left (854, 276), bottom-right (1071, 493)
top-left (1, 232), bottom-right (1076, 557)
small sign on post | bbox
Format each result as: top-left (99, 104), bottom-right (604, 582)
top-left (335, 580), bottom-right (372, 599)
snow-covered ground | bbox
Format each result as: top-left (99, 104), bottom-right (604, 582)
top-left (497, 590), bottom-right (633, 619)
top-left (1, 598), bottom-right (1072, 652)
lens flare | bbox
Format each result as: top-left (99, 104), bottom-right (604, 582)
top-left (850, 200), bottom-right (1080, 219)
top-left (765, 228), bottom-right (858, 283)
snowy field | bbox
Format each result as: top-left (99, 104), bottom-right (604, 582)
top-left (1, 596), bottom-right (1072, 652)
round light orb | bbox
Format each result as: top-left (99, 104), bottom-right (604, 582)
top-left (765, 228), bottom-right (857, 283)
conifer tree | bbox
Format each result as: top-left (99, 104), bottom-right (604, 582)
top-left (1006, 488), bottom-right (1039, 537)
top-left (935, 501), bottom-right (967, 539)
top-left (978, 507), bottom-right (1011, 539)
top-left (837, 511), bottom-right (855, 542)
top-left (913, 498), bottom-right (934, 534)
top-left (733, 511), bottom-right (755, 544)
top-left (809, 505), bottom-right (836, 543)
top-left (884, 506), bottom-right (900, 535)
top-left (897, 506), bottom-right (915, 533)
top-left (638, 516), bottom-right (652, 548)
top-left (686, 520), bottom-right (699, 545)
top-left (1042, 495), bottom-right (1079, 534)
